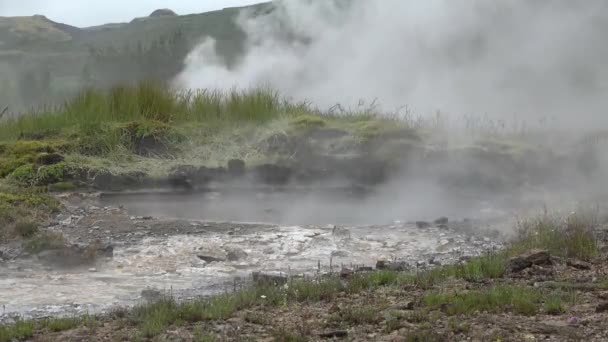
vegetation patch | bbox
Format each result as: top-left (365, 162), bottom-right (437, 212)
top-left (23, 231), bottom-right (67, 254)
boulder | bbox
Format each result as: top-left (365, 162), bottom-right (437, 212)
top-left (225, 247), bottom-right (248, 261)
top-left (376, 260), bottom-right (410, 271)
top-left (252, 164), bottom-right (292, 185)
top-left (227, 159), bottom-right (245, 177)
top-left (566, 259), bottom-right (592, 270)
top-left (509, 249), bottom-right (552, 272)
top-left (416, 221), bottom-right (431, 229)
top-left (434, 217), bottom-right (449, 225)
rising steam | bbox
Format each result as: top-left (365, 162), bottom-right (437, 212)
top-left (175, 0), bottom-right (608, 129)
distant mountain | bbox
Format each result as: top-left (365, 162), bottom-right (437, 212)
top-left (0, 2), bottom-right (273, 109)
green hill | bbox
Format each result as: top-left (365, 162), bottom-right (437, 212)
top-left (0, 2), bottom-right (272, 110)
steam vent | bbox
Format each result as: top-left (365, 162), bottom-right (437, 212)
top-left (149, 8), bottom-right (177, 17)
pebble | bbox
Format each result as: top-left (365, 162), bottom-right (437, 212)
top-left (88, 268), bottom-right (97, 273)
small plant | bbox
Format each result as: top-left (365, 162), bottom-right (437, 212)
top-left (330, 305), bottom-right (381, 326)
top-left (271, 327), bottom-right (309, 342)
top-left (448, 317), bottom-right (471, 334)
top-left (15, 221), bottom-right (38, 238)
top-left (24, 231), bottom-right (67, 253)
top-left (244, 311), bottom-right (270, 325)
top-left (45, 317), bottom-right (80, 332)
top-left (0, 320), bottom-right (35, 342)
top-left (423, 286), bottom-right (542, 316)
top-left (544, 296), bottom-right (565, 315)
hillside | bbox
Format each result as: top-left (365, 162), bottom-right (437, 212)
top-left (0, 2), bottom-right (272, 110)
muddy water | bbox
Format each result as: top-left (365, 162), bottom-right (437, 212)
top-left (0, 189), bottom-right (510, 322)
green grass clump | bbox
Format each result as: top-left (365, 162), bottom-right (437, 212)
top-left (330, 305), bottom-right (382, 326)
top-left (10, 164), bottom-right (36, 185)
top-left (44, 317), bottom-right (81, 332)
top-left (271, 327), bottom-right (309, 342)
top-left (0, 320), bottom-right (34, 342)
top-left (15, 221), bottom-right (38, 238)
top-left (290, 114), bottom-right (326, 129)
top-left (0, 190), bottom-right (60, 240)
top-left (512, 213), bottom-right (599, 261)
top-left (24, 231), bottom-right (67, 253)
top-left (424, 286), bottom-right (544, 316)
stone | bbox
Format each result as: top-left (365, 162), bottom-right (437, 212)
top-left (416, 221), bottom-right (431, 229)
top-left (596, 302), bottom-right (608, 313)
top-left (196, 255), bottom-right (225, 263)
top-left (509, 249), bottom-right (552, 272)
top-left (340, 268), bottom-right (354, 279)
top-left (566, 259), bottom-right (592, 270)
top-left (88, 268), bottom-right (97, 272)
top-left (376, 260), bottom-right (409, 271)
top-left (252, 272), bottom-right (287, 286)
top-left (225, 247), bottom-right (248, 261)
top-left (252, 164), bottom-right (292, 185)
top-left (227, 159), bottom-right (246, 177)
top-left (434, 217), bottom-right (449, 225)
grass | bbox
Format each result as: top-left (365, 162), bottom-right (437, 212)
top-left (0, 320), bottom-right (34, 342)
top-left (0, 83), bottom-right (313, 141)
top-left (512, 212), bottom-right (599, 261)
top-left (424, 285), bottom-right (543, 316)
top-left (0, 188), bottom-right (60, 241)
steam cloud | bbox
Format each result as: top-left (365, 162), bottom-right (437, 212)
top-left (175, 0), bottom-right (608, 129)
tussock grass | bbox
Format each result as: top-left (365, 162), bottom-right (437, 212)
top-left (512, 212), bottom-right (599, 261)
top-left (0, 83), bottom-right (312, 141)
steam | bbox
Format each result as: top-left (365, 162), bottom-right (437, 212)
top-left (175, 0), bottom-right (608, 129)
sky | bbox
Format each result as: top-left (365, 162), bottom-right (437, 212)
top-left (0, 0), bottom-right (262, 27)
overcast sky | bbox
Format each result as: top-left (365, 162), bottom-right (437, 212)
top-left (0, 0), bottom-right (262, 27)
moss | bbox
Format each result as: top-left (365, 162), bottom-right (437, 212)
top-left (120, 120), bottom-right (186, 156)
top-left (355, 120), bottom-right (421, 141)
top-left (10, 164), bottom-right (36, 185)
top-left (0, 140), bottom-right (72, 177)
top-left (290, 115), bottom-right (327, 129)
top-left (36, 162), bottom-right (68, 185)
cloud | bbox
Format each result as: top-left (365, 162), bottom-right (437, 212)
top-left (175, 0), bottom-right (608, 129)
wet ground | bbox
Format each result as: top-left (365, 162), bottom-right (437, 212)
top-left (0, 188), bottom-right (515, 323)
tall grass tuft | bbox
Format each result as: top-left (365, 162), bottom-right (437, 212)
top-left (0, 82), bottom-right (303, 141)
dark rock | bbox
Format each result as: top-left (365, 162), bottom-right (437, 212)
top-left (227, 159), bottom-right (246, 177)
top-left (252, 272), bottom-right (287, 286)
top-left (434, 217), bottom-right (449, 225)
top-left (197, 255), bottom-right (225, 263)
top-left (340, 268), bottom-right (354, 279)
top-left (319, 330), bottom-right (348, 338)
top-left (509, 249), bottom-right (552, 272)
top-left (376, 260), bottom-right (409, 271)
top-left (437, 224), bottom-right (449, 230)
top-left (93, 171), bottom-right (113, 190)
top-left (252, 164), bottom-right (292, 185)
top-left (416, 221), bottom-right (431, 229)
top-left (566, 259), bottom-right (592, 270)
top-left (596, 302), bottom-right (608, 313)
top-left (225, 247), bottom-right (248, 261)
top-left (37, 153), bottom-right (64, 165)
